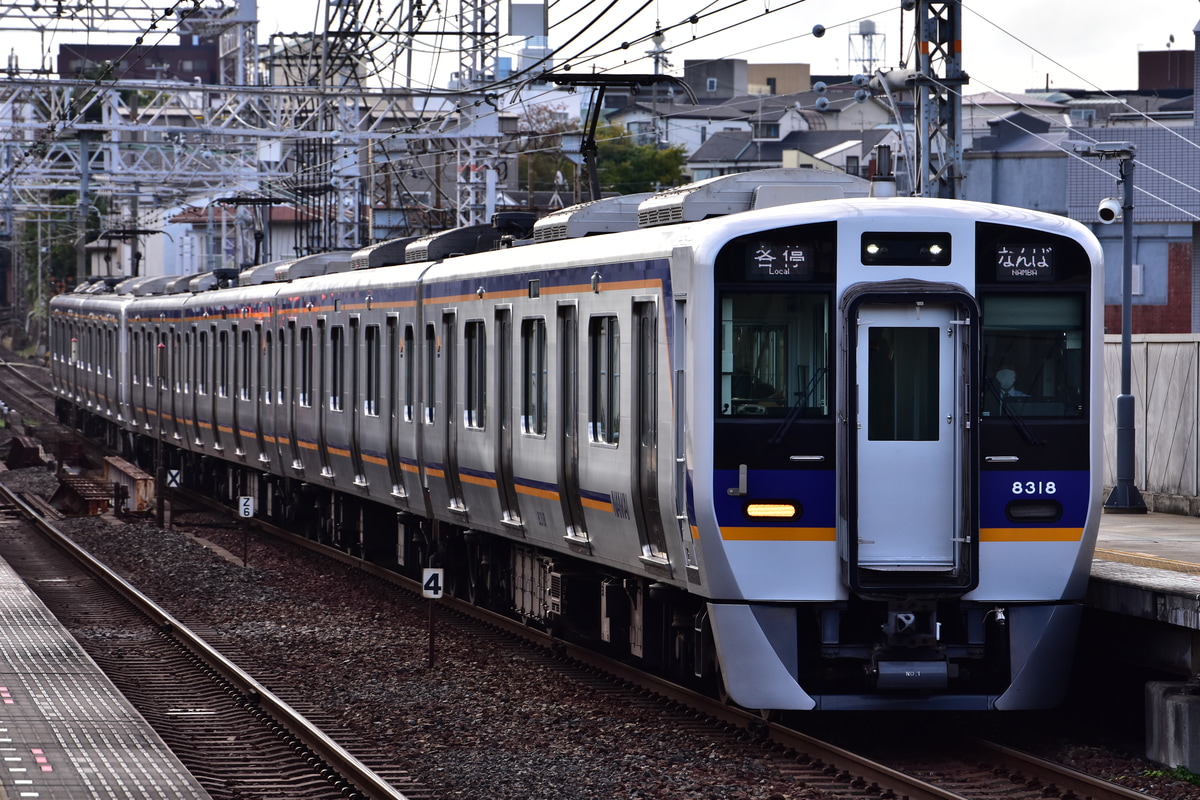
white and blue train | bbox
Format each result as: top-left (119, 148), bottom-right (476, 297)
top-left (50, 168), bottom-right (1103, 710)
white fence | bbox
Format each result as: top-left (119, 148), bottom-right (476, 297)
top-left (1105, 334), bottom-right (1200, 514)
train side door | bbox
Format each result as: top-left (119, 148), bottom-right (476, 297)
top-left (557, 304), bottom-right (587, 542)
top-left (349, 317), bottom-right (367, 484)
top-left (385, 317), bottom-right (407, 500)
top-left (442, 312), bottom-right (465, 511)
top-left (192, 326), bottom-right (206, 446)
top-left (632, 300), bottom-right (668, 561)
top-left (232, 324), bottom-right (246, 457)
top-left (851, 300), bottom-right (966, 582)
top-left (494, 308), bottom-right (521, 526)
top-left (255, 324), bottom-right (268, 463)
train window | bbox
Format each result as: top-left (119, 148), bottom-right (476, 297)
top-left (521, 318), bottom-right (547, 435)
top-left (197, 330), bottom-right (209, 395)
top-left (465, 321), bottom-right (485, 429)
top-left (365, 325), bottom-right (380, 417)
top-left (107, 329), bottom-right (115, 378)
top-left (588, 315), bottom-right (620, 444)
top-left (717, 291), bottom-right (830, 418)
top-left (330, 325), bottom-right (344, 412)
top-left (263, 330), bottom-right (272, 405)
top-left (218, 330), bottom-right (229, 398)
top-left (147, 333), bottom-right (157, 388)
top-left (300, 327), bottom-right (313, 408)
top-left (159, 332), bottom-right (169, 391)
top-left (981, 294), bottom-right (1085, 418)
top-left (867, 326), bottom-right (939, 441)
top-left (424, 324), bottom-right (437, 424)
top-left (278, 325), bottom-right (289, 406)
top-left (240, 329), bottom-right (252, 401)
top-left (132, 330), bottom-right (141, 385)
top-left (173, 332), bottom-right (182, 392)
top-left (403, 324), bottom-right (415, 422)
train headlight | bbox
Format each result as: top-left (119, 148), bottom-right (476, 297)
top-left (745, 502), bottom-right (799, 519)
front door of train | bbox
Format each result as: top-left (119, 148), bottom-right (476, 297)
top-left (849, 297), bottom-right (976, 592)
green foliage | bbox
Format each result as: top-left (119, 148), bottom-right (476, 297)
top-left (516, 102), bottom-right (580, 197)
top-left (1144, 766), bottom-right (1200, 786)
top-left (15, 189), bottom-right (106, 306)
top-left (594, 123), bottom-right (686, 194)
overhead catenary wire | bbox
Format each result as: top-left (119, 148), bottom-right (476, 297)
top-left (10, 0), bottom-right (1200, 246)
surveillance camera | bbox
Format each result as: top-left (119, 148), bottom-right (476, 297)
top-left (1097, 197), bottom-right (1122, 224)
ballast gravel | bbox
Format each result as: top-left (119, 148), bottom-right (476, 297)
top-left (2, 455), bottom-right (1200, 800)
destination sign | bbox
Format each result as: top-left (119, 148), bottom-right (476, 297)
top-left (746, 242), bottom-right (814, 281)
top-left (996, 244), bottom-right (1055, 281)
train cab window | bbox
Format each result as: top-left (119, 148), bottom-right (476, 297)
top-left (465, 320), bottom-right (485, 429)
top-left (980, 294), bottom-right (1085, 418)
top-left (521, 318), bottom-right (547, 435)
top-left (588, 315), bottom-right (620, 444)
top-left (717, 292), bottom-right (831, 419)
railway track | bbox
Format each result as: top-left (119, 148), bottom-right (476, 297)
top-left (175, 487), bottom-right (1167, 800)
top-left (0, 353), bottom-right (1179, 799)
top-left (0, 481), bottom-right (433, 800)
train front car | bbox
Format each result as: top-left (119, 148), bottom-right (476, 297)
top-left (691, 199), bottom-right (1103, 711)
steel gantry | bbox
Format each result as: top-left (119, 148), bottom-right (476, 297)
top-left (914, 0), bottom-right (967, 199)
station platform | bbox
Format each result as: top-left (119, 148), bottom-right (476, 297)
top-left (1096, 511), bottom-right (1200, 573)
top-left (1090, 511), bottom-right (1200, 629)
top-left (0, 535), bottom-right (210, 798)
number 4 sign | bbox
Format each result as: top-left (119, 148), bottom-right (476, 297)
top-left (422, 568), bottom-right (444, 599)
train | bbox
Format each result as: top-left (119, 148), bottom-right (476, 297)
top-left (49, 168), bottom-right (1104, 711)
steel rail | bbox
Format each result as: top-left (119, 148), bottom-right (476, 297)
top-left (0, 480), bottom-right (412, 800)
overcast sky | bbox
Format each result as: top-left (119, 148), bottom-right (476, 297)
top-left (12, 0), bottom-right (1200, 95)
top-left (247, 0), bottom-right (1200, 94)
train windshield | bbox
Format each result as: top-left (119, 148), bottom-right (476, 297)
top-left (717, 291), bottom-right (831, 418)
top-left (981, 294), bottom-right (1085, 418)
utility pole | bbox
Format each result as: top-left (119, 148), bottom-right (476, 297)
top-left (75, 131), bottom-right (92, 282)
top-left (1077, 142), bottom-right (1146, 513)
top-left (915, 0), bottom-right (967, 199)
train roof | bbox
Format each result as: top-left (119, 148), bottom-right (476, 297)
top-left (89, 169), bottom-right (1102, 301)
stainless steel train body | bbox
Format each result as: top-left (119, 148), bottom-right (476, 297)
top-left (50, 174), bottom-right (1104, 711)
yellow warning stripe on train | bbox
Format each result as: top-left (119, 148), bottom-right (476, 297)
top-left (720, 527), bottom-right (836, 541)
top-left (979, 528), bottom-right (1083, 542)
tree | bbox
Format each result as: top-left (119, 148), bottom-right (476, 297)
top-left (515, 101), bottom-right (579, 200)
top-left (595, 123), bottom-right (686, 194)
